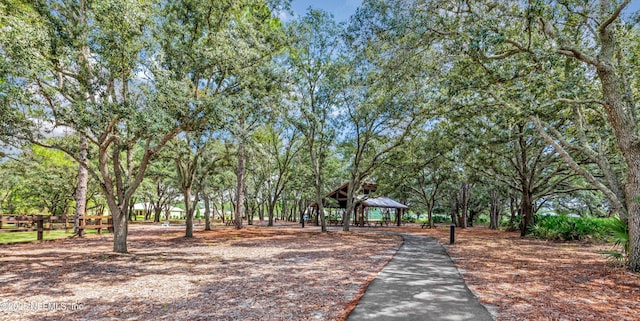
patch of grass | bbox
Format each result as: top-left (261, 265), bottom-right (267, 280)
top-left (0, 229), bottom-right (109, 244)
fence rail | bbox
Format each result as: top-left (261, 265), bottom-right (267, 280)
top-left (0, 214), bottom-right (113, 241)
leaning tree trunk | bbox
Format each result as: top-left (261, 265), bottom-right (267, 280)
top-left (74, 134), bottom-right (89, 236)
top-left (625, 170), bottom-right (640, 271)
top-left (594, 34), bottom-right (640, 270)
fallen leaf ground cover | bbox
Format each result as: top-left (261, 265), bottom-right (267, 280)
top-left (0, 224), bottom-right (401, 321)
top-left (392, 225), bottom-right (640, 321)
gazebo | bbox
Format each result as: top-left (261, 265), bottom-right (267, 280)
top-left (311, 182), bottom-right (409, 227)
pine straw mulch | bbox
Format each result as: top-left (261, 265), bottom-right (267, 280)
top-left (387, 225), bottom-right (640, 321)
top-left (0, 224), bottom-right (401, 321)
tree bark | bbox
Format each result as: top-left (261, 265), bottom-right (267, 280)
top-left (450, 191), bottom-right (458, 226)
top-left (520, 190), bottom-right (534, 237)
top-left (104, 194), bottom-right (130, 253)
top-left (204, 193), bottom-right (211, 231)
top-left (184, 187), bottom-right (194, 238)
top-left (268, 200), bottom-right (275, 226)
top-left (342, 178), bottom-right (361, 231)
top-left (74, 134), bottom-right (88, 236)
top-left (489, 191), bottom-right (501, 230)
top-left (234, 142), bottom-right (245, 229)
top-left (459, 183), bottom-right (468, 229)
top-left (595, 49), bottom-right (640, 269)
top-left (539, 0), bottom-right (638, 270)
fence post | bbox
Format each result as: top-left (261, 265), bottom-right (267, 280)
top-left (97, 217), bottom-right (102, 235)
top-left (37, 215), bottom-right (44, 241)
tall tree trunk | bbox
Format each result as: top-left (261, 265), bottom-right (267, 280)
top-left (220, 193), bottom-right (225, 223)
top-left (268, 201), bottom-right (275, 226)
top-left (154, 206), bottom-right (162, 223)
top-left (204, 193), bottom-right (211, 231)
top-left (105, 196), bottom-right (130, 253)
top-left (459, 183), bottom-right (468, 228)
top-left (342, 178), bottom-right (361, 231)
top-left (74, 134), bottom-right (88, 236)
top-left (520, 191), bottom-right (534, 237)
top-left (234, 142), bottom-right (245, 229)
top-left (450, 191), bottom-right (459, 226)
top-left (281, 196), bottom-right (287, 223)
top-left (245, 197), bottom-right (252, 225)
top-left (112, 207), bottom-right (128, 253)
top-left (184, 187), bottom-right (194, 238)
top-left (315, 181), bottom-right (326, 232)
top-left (489, 191), bottom-right (501, 230)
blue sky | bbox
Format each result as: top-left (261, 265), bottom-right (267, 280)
top-left (289, 0), bottom-right (361, 22)
top-left (286, 1), bottom-right (640, 23)
top-left (624, 1), bottom-right (640, 19)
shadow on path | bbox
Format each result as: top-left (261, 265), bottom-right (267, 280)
top-left (348, 233), bottom-right (495, 321)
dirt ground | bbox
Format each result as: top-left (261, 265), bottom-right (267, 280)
top-left (0, 224), bottom-right (401, 321)
top-left (2, 223), bottom-right (639, 321)
top-left (393, 225), bottom-right (640, 321)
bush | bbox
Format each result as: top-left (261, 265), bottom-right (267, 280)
top-left (598, 216), bottom-right (629, 265)
top-left (476, 214), bottom-right (489, 225)
top-left (531, 215), bottom-right (610, 241)
top-left (416, 214), bottom-right (451, 225)
top-left (500, 215), bottom-right (519, 228)
top-left (432, 214), bottom-right (450, 223)
top-left (403, 215), bottom-right (416, 223)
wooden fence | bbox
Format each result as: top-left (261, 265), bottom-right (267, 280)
top-left (0, 214), bottom-right (113, 241)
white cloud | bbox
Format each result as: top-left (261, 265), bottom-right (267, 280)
top-left (277, 10), bottom-right (291, 22)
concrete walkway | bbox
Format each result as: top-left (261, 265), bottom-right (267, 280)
top-left (347, 233), bottom-right (495, 321)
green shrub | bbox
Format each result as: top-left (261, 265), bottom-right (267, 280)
top-left (531, 215), bottom-right (610, 241)
top-left (416, 215), bottom-right (451, 224)
top-left (476, 214), bottom-right (489, 225)
top-left (500, 215), bottom-right (519, 228)
top-left (403, 215), bottom-right (416, 223)
top-left (432, 214), bottom-right (450, 223)
top-left (598, 216), bottom-right (629, 265)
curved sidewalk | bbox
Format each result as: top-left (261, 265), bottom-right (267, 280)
top-left (347, 233), bottom-right (495, 321)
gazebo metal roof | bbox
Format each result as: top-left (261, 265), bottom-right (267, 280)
top-left (360, 196), bottom-right (408, 209)
top-left (313, 182), bottom-right (408, 210)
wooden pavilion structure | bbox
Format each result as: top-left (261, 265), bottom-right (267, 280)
top-left (310, 182), bottom-right (408, 227)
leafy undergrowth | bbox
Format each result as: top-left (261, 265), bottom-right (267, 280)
top-left (393, 226), bottom-right (640, 321)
